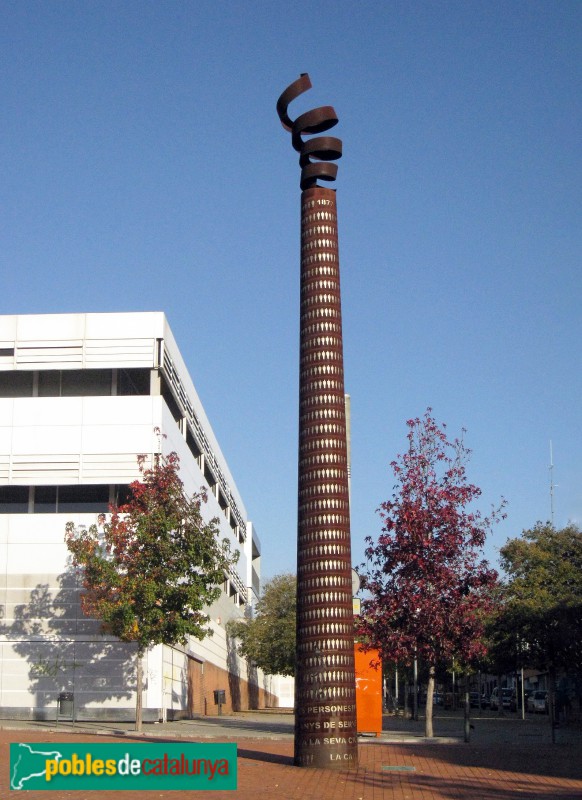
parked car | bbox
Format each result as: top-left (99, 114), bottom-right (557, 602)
top-left (433, 692), bottom-right (443, 706)
top-left (511, 689), bottom-right (533, 711)
top-left (527, 690), bottom-right (549, 714)
top-left (490, 687), bottom-right (514, 710)
top-left (469, 692), bottom-right (488, 709)
top-left (523, 689), bottom-right (534, 708)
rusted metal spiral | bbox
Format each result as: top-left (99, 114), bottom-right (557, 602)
top-left (277, 73), bottom-right (342, 191)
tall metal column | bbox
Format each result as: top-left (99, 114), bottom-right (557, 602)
top-left (277, 74), bottom-right (358, 769)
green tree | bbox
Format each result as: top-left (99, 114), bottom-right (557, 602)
top-left (500, 522), bottom-right (582, 731)
top-left (65, 450), bottom-right (237, 731)
top-left (229, 573), bottom-right (296, 677)
top-left (479, 589), bottom-right (525, 715)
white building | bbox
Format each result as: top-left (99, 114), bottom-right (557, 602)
top-left (0, 312), bottom-right (271, 720)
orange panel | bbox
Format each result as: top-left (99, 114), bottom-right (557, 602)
top-left (354, 645), bottom-right (382, 736)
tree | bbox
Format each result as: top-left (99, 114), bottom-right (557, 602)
top-left (357, 410), bottom-right (502, 737)
top-left (500, 522), bottom-right (582, 736)
top-left (479, 589), bottom-right (525, 716)
top-left (500, 522), bottom-right (582, 669)
top-left (65, 450), bottom-right (237, 731)
top-left (228, 573), bottom-right (296, 677)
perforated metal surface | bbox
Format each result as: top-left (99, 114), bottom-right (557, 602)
top-left (277, 75), bottom-right (358, 769)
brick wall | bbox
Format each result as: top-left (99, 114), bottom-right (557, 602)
top-left (187, 656), bottom-right (278, 716)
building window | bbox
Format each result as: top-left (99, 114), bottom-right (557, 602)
top-left (112, 485), bottom-right (132, 508)
top-left (0, 485), bottom-right (29, 513)
top-left (34, 486), bottom-right (58, 513)
top-left (204, 463), bottom-right (216, 489)
top-left (0, 368), bottom-right (154, 398)
top-left (0, 371), bottom-right (34, 397)
top-left (186, 428), bottom-right (202, 461)
top-left (161, 377), bottom-right (183, 426)
top-left (118, 368), bottom-right (150, 396)
top-left (0, 484), bottom-right (129, 513)
top-left (38, 369), bottom-right (112, 397)
top-left (57, 485), bottom-right (111, 513)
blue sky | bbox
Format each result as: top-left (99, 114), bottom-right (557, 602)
top-left (2, 1), bottom-right (580, 579)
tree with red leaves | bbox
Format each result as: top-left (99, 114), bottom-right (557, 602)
top-left (65, 449), bottom-right (237, 731)
top-left (357, 410), bottom-right (503, 737)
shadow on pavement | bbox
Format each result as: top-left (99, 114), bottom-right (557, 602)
top-left (182, 715), bottom-right (294, 735)
top-left (378, 711), bottom-right (582, 782)
top-left (342, 768), bottom-right (581, 800)
top-left (237, 747), bottom-right (294, 766)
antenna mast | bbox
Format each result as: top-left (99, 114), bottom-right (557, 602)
top-left (549, 440), bottom-right (555, 526)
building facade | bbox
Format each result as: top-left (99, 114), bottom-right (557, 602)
top-left (0, 312), bottom-right (271, 719)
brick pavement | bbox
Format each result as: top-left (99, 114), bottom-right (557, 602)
top-left (2, 725), bottom-right (582, 799)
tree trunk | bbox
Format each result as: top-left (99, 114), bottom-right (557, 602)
top-left (549, 664), bottom-right (556, 745)
top-left (413, 656), bottom-right (418, 721)
top-left (425, 666), bottom-right (435, 738)
top-left (135, 651), bottom-right (143, 733)
top-left (463, 678), bottom-right (470, 743)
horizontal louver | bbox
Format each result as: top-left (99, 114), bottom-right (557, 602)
top-left (16, 341), bottom-right (83, 368)
top-left (3, 454), bottom-right (141, 483)
top-left (0, 454), bottom-right (10, 481)
top-left (84, 339), bottom-right (155, 367)
top-left (10, 338), bottom-right (156, 370)
top-left (81, 453), bottom-right (141, 481)
top-left (10, 454), bottom-right (80, 482)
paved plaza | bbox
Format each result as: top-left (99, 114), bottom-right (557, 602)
top-left (2, 710), bottom-right (581, 799)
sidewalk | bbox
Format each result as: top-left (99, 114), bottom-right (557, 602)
top-left (2, 710), bottom-right (582, 799)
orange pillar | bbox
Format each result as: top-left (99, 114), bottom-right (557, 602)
top-left (354, 645), bottom-right (382, 736)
